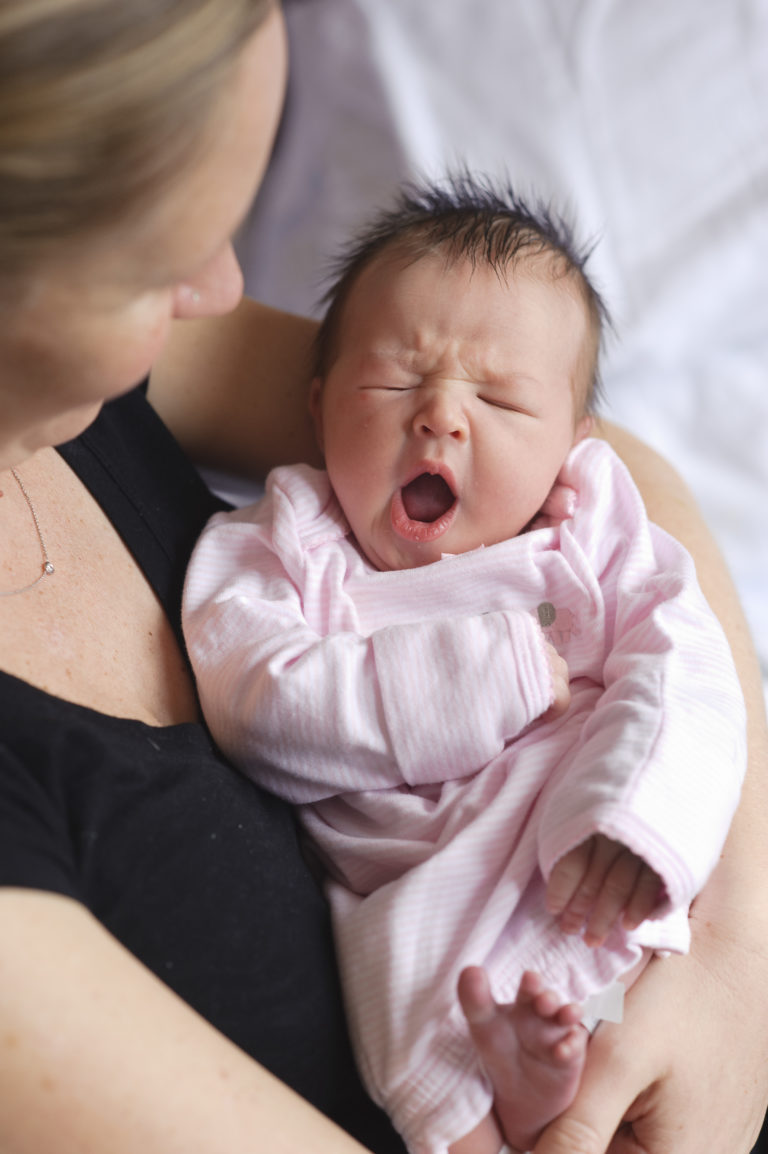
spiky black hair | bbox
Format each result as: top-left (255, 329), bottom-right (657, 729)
top-left (314, 171), bottom-right (611, 410)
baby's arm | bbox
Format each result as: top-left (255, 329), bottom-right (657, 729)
top-left (545, 834), bottom-right (663, 947)
top-left (183, 478), bottom-right (560, 802)
top-left (536, 442), bottom-right (746, 917)
top-left (532, 430), bottom-right (768, 1154)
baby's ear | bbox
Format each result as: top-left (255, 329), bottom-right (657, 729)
top-left (573, 413), bottom-right (594, 445)
top-left (309, 376), bottom-right (325, 452)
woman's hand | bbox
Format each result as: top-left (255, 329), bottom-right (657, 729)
top-left (531, 911), bottom-right (768, 1153)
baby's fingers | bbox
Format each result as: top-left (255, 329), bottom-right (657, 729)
top-left (545, 840), bottom-right (593, 917)
top-left (582, 850), bottom-right (645, 946)
top-left (622, 864), bottom-right (664, 931)
top-left (550, 836), bottom-right (624, 935)
top-left (544, 643), bottom-right (571, 718)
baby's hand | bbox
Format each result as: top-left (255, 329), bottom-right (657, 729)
top-left (543, 642), bottom-right (570, 719)
top-left (545, 834), bottom-right (663, 947)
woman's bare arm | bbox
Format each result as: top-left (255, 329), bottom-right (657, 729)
top-left (0, 889), bottom-right (371, 1154)
top-left (149, 299), bottom-right (322, 478)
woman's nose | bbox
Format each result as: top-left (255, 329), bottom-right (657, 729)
top-left (412, 387), bottom-right (469, 441)
top-left (172, 243), bottom-right (245, 319)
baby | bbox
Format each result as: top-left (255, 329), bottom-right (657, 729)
top-left (183, 175), bottom-right (746, 1154)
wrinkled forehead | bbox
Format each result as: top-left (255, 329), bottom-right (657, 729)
top-left (334, 244), bottom-right (597, 405)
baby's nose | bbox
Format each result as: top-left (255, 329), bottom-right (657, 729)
top-left (412, 388), bottom-right (469, 441)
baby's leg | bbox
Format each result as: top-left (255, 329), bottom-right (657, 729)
top-left (449, 967), bottom-right (588, 1154)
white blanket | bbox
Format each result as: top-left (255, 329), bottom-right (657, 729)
top-left (236, 0), bottom-right (768, 688)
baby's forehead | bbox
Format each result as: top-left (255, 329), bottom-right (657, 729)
top-left (360, 245), bottom-right (591, 338)
top-left (362, 245), bottom-right (596, 406)
top-left (362, 241), bottom-right (586, 305)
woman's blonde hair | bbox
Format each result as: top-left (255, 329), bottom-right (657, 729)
top-left (0, 0), bottom-right (273, 278)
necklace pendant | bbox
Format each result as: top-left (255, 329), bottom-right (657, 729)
top-left (0, 467), bottom-right (56, 597)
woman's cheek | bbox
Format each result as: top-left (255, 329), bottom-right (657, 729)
top-left (114, 298), bottom-right (175, 388)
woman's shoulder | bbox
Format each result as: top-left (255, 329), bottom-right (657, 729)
top-left (59, 384), bottom-right (226, 632)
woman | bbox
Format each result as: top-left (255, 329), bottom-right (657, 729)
top-left (0, 3), bottom-right (765, 1153)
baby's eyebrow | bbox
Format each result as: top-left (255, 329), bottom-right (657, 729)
top-left (475, 372), bottom-right (540, 394)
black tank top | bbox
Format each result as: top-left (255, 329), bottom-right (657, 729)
top-left (0, 385), bottom-right (404, 1152)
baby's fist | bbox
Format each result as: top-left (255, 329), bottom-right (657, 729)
top-left (546, 834), bottom-right (663, 947)
top-left (544, 642), bottom-right (570, 719)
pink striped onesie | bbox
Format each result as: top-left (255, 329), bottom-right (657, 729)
top-left (183, 437), bottom-right (746, 1154)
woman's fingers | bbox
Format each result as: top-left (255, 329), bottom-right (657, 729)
top-left (531, 1020), bottom-right (646, 1154)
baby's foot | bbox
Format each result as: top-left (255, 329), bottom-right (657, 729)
top-left (457, 966), bottom-right (588, 1153)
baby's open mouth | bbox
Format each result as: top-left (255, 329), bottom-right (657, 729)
top-left (401, 472), bottom-right (456, 523)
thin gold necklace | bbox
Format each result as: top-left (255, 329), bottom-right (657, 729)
top-left (0, 467), bottom-right (55, 597)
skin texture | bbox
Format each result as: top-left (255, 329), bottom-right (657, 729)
top-left (310, 251), bottom-right (593, 571)
top-left (454, 968), bottom-right (588, 1154)
top-left (547, 833), bottom-right (663, 947)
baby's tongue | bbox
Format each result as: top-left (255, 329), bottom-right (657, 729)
top-left (401, 473), bottom-right (454, 522)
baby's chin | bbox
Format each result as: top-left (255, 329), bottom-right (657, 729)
top-left (360, 531), bottom-right (492, 573)
top-left (355, 534), bottom-right (443, 572)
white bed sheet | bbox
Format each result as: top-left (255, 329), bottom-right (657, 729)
top-left (236, 0), bottom-right (768, 688)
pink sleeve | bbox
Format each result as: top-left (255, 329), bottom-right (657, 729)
top-left (536, 443), bottom-right (747, 911)
top-left (183, 469), bottom-right (553, 804)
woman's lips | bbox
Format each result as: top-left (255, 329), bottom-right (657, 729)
top-left (390, 467), bottom-right (458, 542)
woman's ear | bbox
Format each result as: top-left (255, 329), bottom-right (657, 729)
top-left (573, 413), bottom-right (594, 446)
top-left (309, 376), bottom-right (325, 452)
